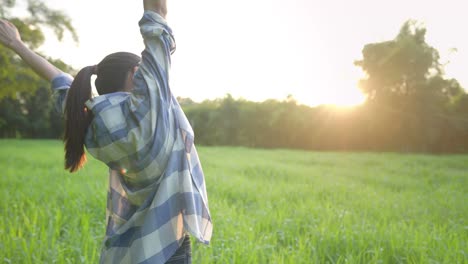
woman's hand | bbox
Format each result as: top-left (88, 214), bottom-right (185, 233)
top-left (0, 19), bottom-right (62, 81)
top-left (144, 0), bottom-right (167, 18)
top-left (0, 19), bottom-right (22, 50)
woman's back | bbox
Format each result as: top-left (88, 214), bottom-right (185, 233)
top-left (51, 11), bottom-right (212, 264)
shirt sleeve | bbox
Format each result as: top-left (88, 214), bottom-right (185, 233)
top-left (132, 11), bottom-right (175, 103)
top-left (51, 73), bottom-right (73, 115)
top-left (84, 11), bottom-right (177, 170)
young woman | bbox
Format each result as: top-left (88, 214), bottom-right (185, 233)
top-left (0, 1), bottom-right (212, 263)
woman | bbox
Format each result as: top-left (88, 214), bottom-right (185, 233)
top-left (0, 0), bottom-right (212, 263)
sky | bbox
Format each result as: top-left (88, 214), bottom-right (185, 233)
top-left (15, 0), bottom-right (468, 106)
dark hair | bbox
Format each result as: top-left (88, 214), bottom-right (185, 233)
top-left (64, 52), bottom-right (140, 172)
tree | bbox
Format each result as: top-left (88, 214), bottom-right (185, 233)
top-left (0, 0), bottom-right (76, 138)
top-left (355, 20), bottom-right (464, 107)
top-left (0, 0), bottom-right (77, 98)
top-left (354, 20), bottom-right (467, 152)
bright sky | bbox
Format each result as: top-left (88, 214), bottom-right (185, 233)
top-left (19, 0), bottom-right (468, 106)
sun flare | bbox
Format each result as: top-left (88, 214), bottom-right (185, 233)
top-left (329, 88), bottom-right (367, 107)
top-left (297, 82), bottom-right (367, 107)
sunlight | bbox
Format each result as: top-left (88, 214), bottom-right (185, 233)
top-left (297, 78), bottom-right (367, 107)
top-left (329, 88), bottom-right (367, 107)
top-left (324, 71), bottom-right (368, 107)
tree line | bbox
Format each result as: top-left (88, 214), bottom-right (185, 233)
top-left (180, 93), bottom-right (468, 153)
top-left (1, 3), bottom-right (467, 153)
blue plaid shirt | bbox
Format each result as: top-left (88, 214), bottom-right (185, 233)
top-left (51, 11), bottom-right (212, 264)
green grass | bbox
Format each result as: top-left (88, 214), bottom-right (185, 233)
top-left (0, 139), bottom-right (467, 263)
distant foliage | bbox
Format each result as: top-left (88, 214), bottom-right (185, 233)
top-left (355, 20), bottom-right (464, 104)
top-left (0, 0), bottom-right (75, 137)
top-left (0, 85), bottom-right (63, 138)
top-left (0, 0), bottom-right (76, 98)
top-left (1, 18), bottom-right (467, 152)
top-left (181, 94), bottom-right (468, 153)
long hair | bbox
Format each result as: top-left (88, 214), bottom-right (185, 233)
top-left (64, 66), bottom-right (94, 172)
top-left (64, 52), bottom-right (140, 172)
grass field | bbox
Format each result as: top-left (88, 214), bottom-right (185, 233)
top-left (0, 139), bottom-right (467, 263)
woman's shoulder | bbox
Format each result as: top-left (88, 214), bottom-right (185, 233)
top-left (85, 92), bottom-right (131, 114)
top-left (51, 73), bottom-right (74, 90)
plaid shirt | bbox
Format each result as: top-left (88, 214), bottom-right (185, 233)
top-left (51, 11), bottom-right (212, 264)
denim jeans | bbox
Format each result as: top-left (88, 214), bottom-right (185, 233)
top-left (166, 235), bottom-right (191, 264)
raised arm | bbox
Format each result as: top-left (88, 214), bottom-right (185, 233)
top-left (0, 19), bottom-right (63, 82)
top-left (144, 0), bottom-right (167, 18)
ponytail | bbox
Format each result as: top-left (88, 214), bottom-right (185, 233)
top-left (64, 66), bottom-right (95, 173)
top-left (63, 52), bottom-right (140, 172)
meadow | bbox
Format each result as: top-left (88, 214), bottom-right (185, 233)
top-left (0, 139), bottom-right (467, 263)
